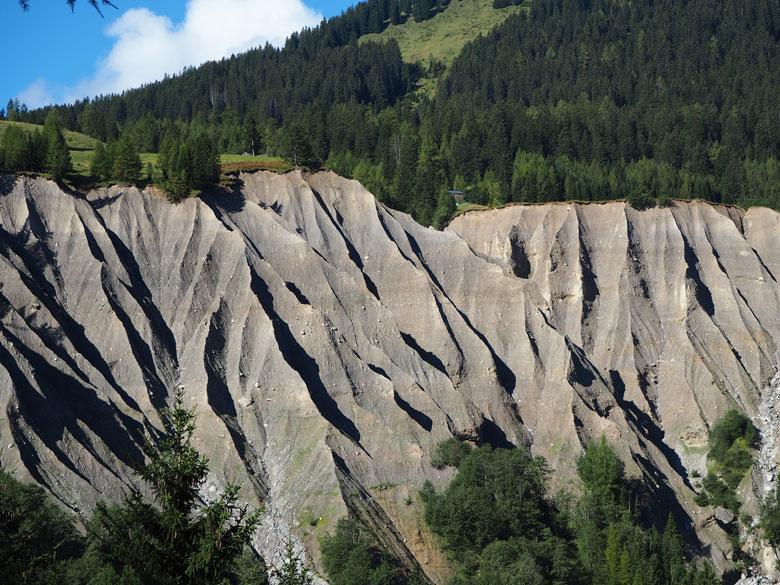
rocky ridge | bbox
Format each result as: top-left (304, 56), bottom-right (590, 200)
top-left (0, 172), bottom-right (778, 580)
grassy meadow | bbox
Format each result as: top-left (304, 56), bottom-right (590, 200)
top-left (360, 0), bottom-right (526, 95)
top-left (0, 120), bottom-right (286, 179)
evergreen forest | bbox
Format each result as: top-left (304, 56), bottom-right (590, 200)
top-left (2, 0), bottom-right (778, 221)
top-left (2, 397), bottom-right (736, 585)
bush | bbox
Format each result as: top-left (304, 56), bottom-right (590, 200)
top-left (761, 484), bottom-right (780, 546)
top-left (320, 518), bottom-right (404, 585)
top-left (430, 438), bottom-right (472, 469)
top-left (695, 409), bottom-right (757, 511)
top-left (0, 468), bottom-right (85, 582)
top-left (709, 410), bottom-right (757, 466)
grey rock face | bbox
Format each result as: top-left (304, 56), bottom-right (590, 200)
top-left (0, 172), bottom-right (778, 579)
top-left (715, 507), bottom-right (736, 525)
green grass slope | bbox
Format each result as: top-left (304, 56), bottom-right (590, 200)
top-left (1, 120), bottom-right (285, 178)
top-left (0, 120), bottom-right (100, 150)
top-left (1, 120), bottom-right (102, 175)
top-left (360, 0), bottom-right (526, 95)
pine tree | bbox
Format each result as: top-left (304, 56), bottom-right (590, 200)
top-left (189, 134), bottom-right (220, 190)
top-left (157, 134), bottom-right (177, 181)
top-left (91, 142), bottom-right (112, 179)
top-left (284, 124), bottom-right (314, 168)
top-left (88, 392), bottom-right (262, 584)
top-left (242, 115), bottom-right (261, 156)
top-left (112, 133), bottom-right (142, 184)
top-left (1, 125), bottom-right (30, 171)
top-left (46, 134), bottom-right (71, 181)
top-left (43, 111), bottom-right (72, 181)
top-left (272, 539), bottom-right (313, 585)
top-left (169, 171), bottom-right (191, 203)
top-left (0, 468), bottom-right (85, 582)
top-left (432, 188), bottom-right (456, 230)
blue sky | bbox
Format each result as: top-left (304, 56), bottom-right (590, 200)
top-left (1, 0), bottom-right (354, 109)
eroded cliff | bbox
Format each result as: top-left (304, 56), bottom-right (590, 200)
top-left (0, 172), bottom-right (777, 579)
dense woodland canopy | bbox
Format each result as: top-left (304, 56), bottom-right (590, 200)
top-left (412, 438), bottom-right (720, 585)
top-left (2, 0), bottom-right (778, 221)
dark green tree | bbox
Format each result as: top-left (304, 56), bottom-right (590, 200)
top-left (87, 392), bottom-right (262, 584)
top-left (429, 437), bottom-right (471, 469)
top-left (0, 468), bottom-right (85, 583)
top-left (188, 134), bottom-right (220, 191)
top-left (321, 519), bottom-right (403, 585)
top-left (112, 133), bottom-right (142, 184)
top-left (1, 125), bottom-right (29, 171)
top-left (284, 123), bottom-right (314, 168)
top-left (421, 445), bottom-right (581, 584)
top-left (242, 115), bottom-right (261, 156)
top-left (91, 142), bottom-right (113, 180)
top-left (574, 438), bottom-right (719, 585)
top-left (273, 539), bottom-right (314, 585)
top-left (43, 111), bottom-right (72, 181)
top-left (512, 150), bottom-right (557, 202)
top-left (694, 409), bottom-right (757, 511)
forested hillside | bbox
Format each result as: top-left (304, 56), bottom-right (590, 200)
top-left (3, 0), bottom-right (778, 221)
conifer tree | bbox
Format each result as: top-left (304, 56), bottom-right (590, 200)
top-left (284, 124), bottom-right (314, 168)
top-left (189, 134), bottom-right (220, 190)
top-left (0, 468), bottom-right (85, 582)
top-left (1, 125), bottom-right (45, 173)
top-left (432, 188), bottom-right (456, 230)
top-left (43, 111), bottom-right (72, 181)
top-left (273, 539), bottom-right (314, 585)
top-left (242, 116), bottom-right (261, 156)
top-left (112, 133), bottom-right (142, 184)
top-left (88, 392), bottom-right (262, 584)
top-left (91, 142), bottom-right (113, 180)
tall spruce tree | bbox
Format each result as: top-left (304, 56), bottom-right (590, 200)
top-left (91, 142), bottom-right (113, 180)
top-left (43, 111), bottom-right (72, 181)
top-left (88, 392), bottom-right (262, 584)
top-left (112, 133), bottom-right (142, 184)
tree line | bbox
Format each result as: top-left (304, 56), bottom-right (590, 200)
top-left (415, 438), bottom-right (719, 585)
top-left (4, 0), bottom-right (779, 219)
top-left (0, 411), bottom-right (729, 585)
top-left (0, 112), bottom-right (71, 181)
top-left (0, 394), bottom-right (310, 585)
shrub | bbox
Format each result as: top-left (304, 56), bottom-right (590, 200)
top-left (709, 410), bottom-right (758, 464)
top-left (695, 409), bottom-right (757, 512)
top-left (0, 468), bottom-right (85, 582)
top-left (320, 518), bottom-right (404, 585)
top-left (430, 438), bottom-right (472, 469)
top-left (761, 484), bottom-right (780, 546)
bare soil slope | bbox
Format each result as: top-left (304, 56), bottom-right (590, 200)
top-left (0, 172), bottom-right (777, 578)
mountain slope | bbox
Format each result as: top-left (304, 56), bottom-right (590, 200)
top-left (0, 172), bottom-right (778, 579)
top-left (361, 0), bottom-right (524, 67)
top-left (360, 0), bottom-right (525, 95)
top-left (13, 0), bottom-right (777, 222)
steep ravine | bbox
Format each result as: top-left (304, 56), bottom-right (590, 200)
top-left (0, 172), bottom-right (778, 581)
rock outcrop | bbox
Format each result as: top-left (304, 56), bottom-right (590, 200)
top-left (0, 172), bottom-right (778, 579)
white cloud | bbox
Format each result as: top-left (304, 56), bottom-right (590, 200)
top-left (18, 79), bottom-right (56, 109)
top-left (19, 0), bottom-right (322, 107)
